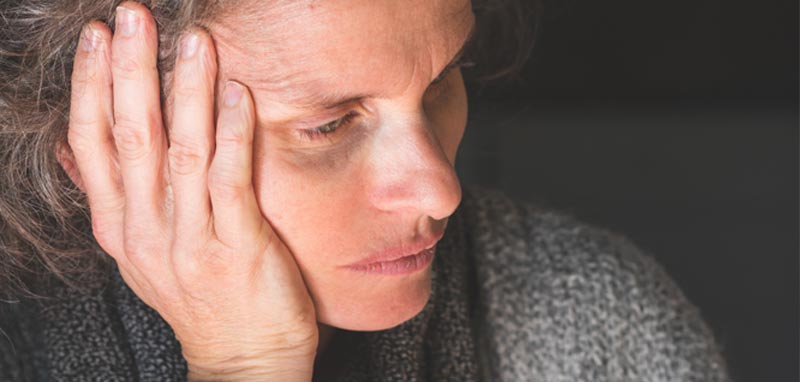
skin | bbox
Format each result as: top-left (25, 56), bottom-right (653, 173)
top-left (208, 0), bottom-right (474, 331)
top-left (59, 0), bottom-right (474, 378)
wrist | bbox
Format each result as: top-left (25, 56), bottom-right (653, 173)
top-left (178, 325), bottom-right (319, 381)
top-left (183, 342), bottom-right (317, 382)
top-left (186, 358), bottom-right (315, 382)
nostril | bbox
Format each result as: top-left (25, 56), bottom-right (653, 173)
top-left (368, 163), bottom-right (462, 221)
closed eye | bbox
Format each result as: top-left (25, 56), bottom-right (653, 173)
top-left (297, 110), bottom-right (360, 142)
top-left (298, 56), bottom-right (476, 142)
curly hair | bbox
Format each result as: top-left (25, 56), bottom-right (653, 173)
top-left (0, 0), bottom-right (542, 300)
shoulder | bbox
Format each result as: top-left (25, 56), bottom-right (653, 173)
top-left (459, 186), bottom-right (731, 382)
top-left (460, 185), bottom-right (662, 288)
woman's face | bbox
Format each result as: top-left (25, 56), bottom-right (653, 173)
top-left (208, 0), bottom-right (474, 331)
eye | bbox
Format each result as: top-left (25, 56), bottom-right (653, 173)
top-left (298, 111), bottom-right (359, 142)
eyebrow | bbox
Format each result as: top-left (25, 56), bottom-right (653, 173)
top-left (286, 21), bottom-right (477, 111)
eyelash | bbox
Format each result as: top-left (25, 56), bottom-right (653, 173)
top-left (298, 111), bottom-right (360, 142)
top-left (299, 56), bottom-right (476, 141)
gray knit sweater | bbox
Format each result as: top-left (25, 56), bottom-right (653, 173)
top-left (0, 186), bottom-right (731, 381)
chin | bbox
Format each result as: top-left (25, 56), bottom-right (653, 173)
top-left (314, 267), bottom-right (434, 332)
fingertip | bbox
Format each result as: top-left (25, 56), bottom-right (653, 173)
top-left (221, 80), bottom-right (255, 125)
top-left (77, 21), bottom-right (110, 57)
top-left (80, 24), bottom-right (100, 52)
top-left (222, 81), bottom-right (245, 108)
top-left (178, 27), bottom-right (217, 60)
top-left (115, 1), bottom-right (153, 24)
top-left (215, 81), bottom-right (255, 150)
top-left (213, 81), bottom-right (255, 165)
top-left (112, 1), bottom-right (158, 48)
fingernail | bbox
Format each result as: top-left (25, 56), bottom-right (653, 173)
top-left (115, 6), bottom-right (138, 37)
top-left (223, 81), bottom-right (243, 107)
top-left (180, 33), bottom-right (199, 59)
top-left (80, 25), bottom-right (100, 52)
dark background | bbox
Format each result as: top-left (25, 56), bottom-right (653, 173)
top-left (458, 0), bottom-right (798, 381)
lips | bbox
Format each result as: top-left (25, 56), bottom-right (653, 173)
top-left (341, 230), bottom-right (444, 272)
top-left (344, 246), bottom-right (437, 275)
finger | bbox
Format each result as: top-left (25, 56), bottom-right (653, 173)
top-left (208, 81), bottom-right (266, 248)
top-left (167, 29), bottom-right (217, 245)
top-left (110, 2), bottom-right (169, 238)
top-left (68, 21), bottom-right (125, 257)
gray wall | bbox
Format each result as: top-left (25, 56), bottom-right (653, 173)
top-left (458, 0), bottom-right (798, 380)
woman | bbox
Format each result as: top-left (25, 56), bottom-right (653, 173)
top-left (0, 0), bottom-right (731, 381)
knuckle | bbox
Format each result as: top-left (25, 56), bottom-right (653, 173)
top-left (69, 111), bottom-right (101, 131)
top-left (172, 252), bottom-right (201, 284)
top-left (71, 64), bottom-right (100, 90)
top-left (67, 125), bottom-right (114, 160)
top-left (207, 171), bottom-right (247, 202)
top-left (111, 54), bottom-right (145, 81)
top-left (172, 60), bottom-right (210, 98)
top-left (112, 115), bottom-right (159, 161)
top-left (171, 83), bottom-right (206, 109)
top-left (168, 140), bottom-right (209, 176)
top-left (172, 249), bottom-right (229, 291)
top-left (216, 124), bottom-right (249, 148)
top-left (184, 252), bottom-right (221, 280)
top-left (89, 192), bottom-right (126, 215)
top-left (124, 247), bottom-right (152, 270)
top-left (122, 235), bottom-right (159, 270)
top-left (67, 120), bottom-right (100, 155)
top-left (72, 49), bottom-right (106, 85)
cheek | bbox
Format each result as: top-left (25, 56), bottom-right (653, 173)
top-left (249, 133), bottom-right (367, 260)
top-left (246, 75), bottom-right (467, 261)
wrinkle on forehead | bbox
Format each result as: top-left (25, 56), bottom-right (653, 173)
top-left (208, 0), bottom-right (474, 107)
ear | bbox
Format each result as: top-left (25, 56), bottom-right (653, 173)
top-left (55, 142), bottom-right (86, 192)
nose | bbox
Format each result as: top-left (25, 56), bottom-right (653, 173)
top-left (366, 113), bottom-right (462, 221)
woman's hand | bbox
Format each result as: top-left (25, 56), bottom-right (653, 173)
top-left (64, 2), bottom-right (318, 380)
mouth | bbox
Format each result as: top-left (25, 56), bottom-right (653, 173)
top-left (342, 245), bottom-right (437, 275)
top-left (340, 231), bottom-right (444, 275)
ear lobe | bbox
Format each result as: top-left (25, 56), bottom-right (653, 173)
top-left (55, 142), bottom-right (86, 192)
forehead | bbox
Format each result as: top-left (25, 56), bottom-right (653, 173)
top-left (209, 0), bottom-right (474, 109)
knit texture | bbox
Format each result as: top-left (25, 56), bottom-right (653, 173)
top-left (0, 186), bottom-right (731, 381)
